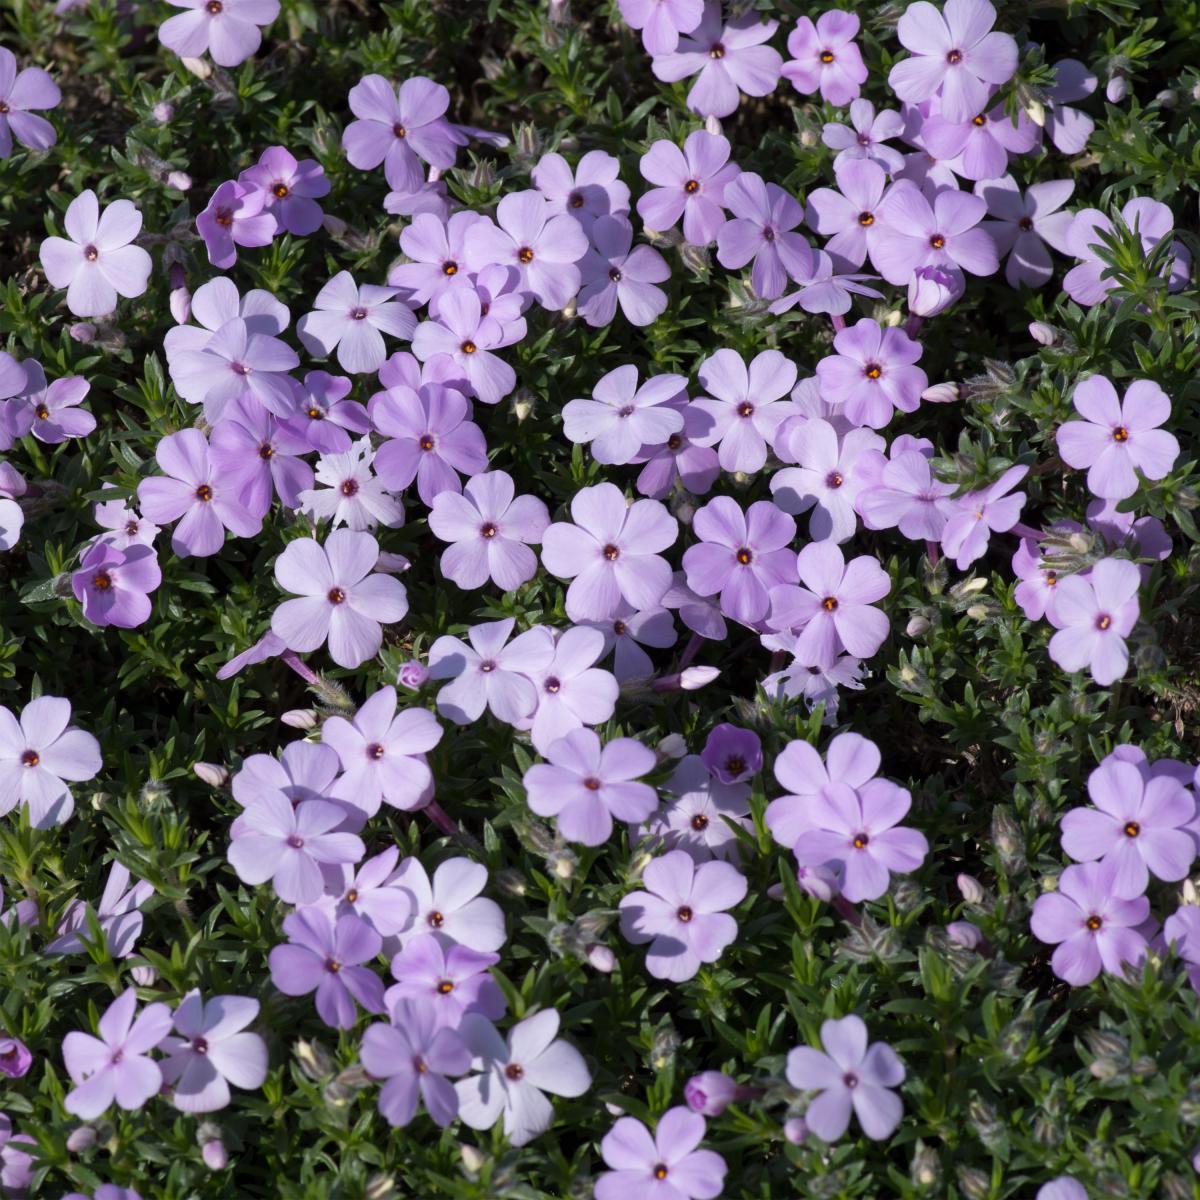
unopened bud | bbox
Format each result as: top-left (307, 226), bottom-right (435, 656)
top-left (920, 382), bottom-right (959, 404)
top-left (510, 388), bottom-right (536, 422)
top-left (680, 665), bottom-right (719, 690)
top-left (798, 128), bottom-right (819, 148)
top-left (679, 242), bottom-right (710, 274)
top-left (66, 1126), bottom-right (97, 1153)
top-left (193, 761), bottom-right (229, 788)
top-left (550, 849), bottom-right (577, 879)
top-left (201, 1139), bottom-right (228, 1170)
top-left (1155, 89), bottom-right (1178, 108)
top-left (152, 101), bottom-right (175, 124)
top-left (585, 943), bottom-right (615, 972)
top-left (321, 214), bottom-right (348, 238)
top-left (460, 1144), bottom-right (486, 1174)
top-left (1029, 321), bottom-right (1059, 346)
top-left (906, 615), bottom-right (931, 637)
top-left (515, 123), bottom-right (540, 159)
top-left (783, 1116), bottom-right (809, 1143)
top-left (170, 287), bottom-right (191, 324)
top-left (704, 114), bottom-right (723, 137)
top-left (294, 1039), bottom-right (333, 1080)
top-left (956, 1165), bottom-right (990, 1200)
top-left (130, 965), bottom-right (158, 986)
top-left (69, 322), bottom-right (97, 343)
top-left (910, 1143), bottom-right (940, 1188)
top-left (167, 170), bottom-right (192, 191)
top-left (685, 1071), bottom-right (738, 1116)
top-left (397, 661), bottom-right (428, 690)
top-left (1106, 73), bottom-right (1128, 102)
top-left (365, 1173), bottom-right (395, 1200)
top-left (494, 868), bottom-right (526, 897)
top-left (957, 874), bottom-right (985, 905)
top-left (945, 920), bottom-right (982, 949)
top-left (650, 1025), bottom-right (679, 1070)
top-left (180, 56), bottom-right (211, 79)
top-left (656, 733), bottom-right (687, 759)
top-left (281, 708), bottom-right (319, 730)
top-left (375, 551), bottom-right (411, 574)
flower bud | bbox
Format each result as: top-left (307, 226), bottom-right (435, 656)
top-left (130, 964), bottom-right (159, 986)
top-left (201, 1138), bottom-right (228, 1170)
top-left (891, 878), bottom-right (923, 912)
top-left (0, 1037), bottom-right (31, 1078)
top-left (798, 128), bottom-right (819, 148)
top-left (550, 849), bottom-right (577, 879)
top-left (193, 761), bottom-right (229, 788)
top-left (494, 868), bottom-right (526, 897)
top-left (1085, 1029), bottom-right (1128, 1062)
top-left (1155, 89), bottom-right (1178, 108)
top-left (460, 1144), bottom-right (486, 1175)
top-left (585, 943), bottom-right (615, 972)
top-left (910, 1142), bottom-right (941, 1188)
top-left (66, 1125), bottom-right (97, 1153)
top-left (1132, 1056), bottom-right (1157, 1078)
top-left (69, 322), bottom-right (97, 343)
top-left (685, 1071), bottom-right (738, 1116)
top-left (152, 101), bottom-right (175, 124)
top-left (169, 286), bottom-right (191, 324)
top-left (783, 1116), bottom-right (809, 1143)
top-left (281, 708), bottom-right (319, 730)
top-left (321, 213), bottom-right (348, 238)
top-left (704, 114), bottom-right (723, 137)
top-left (397, 660), bottom-right (428, 690)
top-left (920, 381), bottom-right (959, 404)
top-left (905, 615), bottom-right (931, 637)
top-left (1028, 320), bottom-right (1059, 346)
top-left (680, 665), bottom-right (720, 690)
top-left (365, 1174), bottom-right (395, 1200)
top-left (180, 56), bottom-right (212, 80)
top-left (375, 551), bottom-right (411, 574)
top-left (515, 123), bottom-right (540, 160)
top-left (945, 920), bottom-right (982, 949)
top-left (656, 733), bottom-right (688, 760)
top-left (1106, 73), bottom-right (1128, 102)
top-left (651, 1025), bottom-right (679, 1070)
top-left (294, 1038), bottom-right (333, 1080)
top-left (167, 170), bottom-right (192, 191)
top-left (908, 264), bottom-right (963, 316)
top-left (956, 874), bottom-right (985, 904)
top-left (956, 1165), bottom-right (990, 1200)
top-left (679, 243), bottom-right (710, 274)
top-left (990, 806), bottom-right (1025, 874)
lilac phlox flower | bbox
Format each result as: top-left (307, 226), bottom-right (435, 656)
top-left (454, 1009), bottom-right (591, 1146)
top-left (321, 686), bottom-right (442, 815)
top-left (228, 791), bottom-right (364, 904)
top-left (907, 261), bottom-right (964, 315)
top-left (160, 991), bottom-right (268, 1113)
top-left (822, 99), bottom-right (906, 174)
top-left (281, 370), bottom-right (369, 454)
top-left (524, 728), bottom-right (657, 846)
top-left (580, 601), bottom-right (677, 681)
top-left (1012, 537), bottom-right (1066, 622)
top-left (857, 449), bottom-right (956, 541)
top-left (232, 739), bottom-right (341, 815)
top-left (268, 907), bottom-right (385, 1028)
top-left (159, 0), bottom-right (280, 68)
top-left (1037, 1180), bottom-right (1088, 1200)
top-left (692, 348), bottom-right (798, 473)
top-left (72, 541), bottom-right (161, 631)
top-left (46, 861), bottom-right (153, 958)
top-left (20, 370), bottom-right (94, 443)
top-left (781, 10), bottom-right (868, 107)
top-left (0, 695), bottom-right (101, 828)
top-left (0, 47), bottom-right (60, 157)
top-left (428, 618), bottom-right (555, 725)
top-left (464, 190), bottom-right (588, 311)
top-left (541, 482), bottom-right (677, 621)
top-left (342, 75), bottom-right (466, 194)
top-left (919, 90), bottom-right (1039, 182)
top-left (1046, 556), bottom-right (1140, 686)
top-left (320, 846), bottom-right (413, 936)
top-left (634, 403), bottom-right (721, 500)
top-left (410, 283), bottom-right (522, 405)
top-left (816, 318), bottom-right (927, 429)
top-left (636, 131), bottom-right (739, 246)
top-left (596, 1107), bottom-right (727, 1200)
top-left (760, 643), bottom-right (865, 725)
top-left (940, 464), bottom-right (1028, 568)
top-left (563, 364), bottom-right (686, 466)
top-left (1063, 196), bottom-right (1191, 306)
top-left (643, 754), bottom-right (751, 862)
top-left (428, 266), bottom-right (527, 337)
top-left (619, 849), bottom-right (746, 981)
top-left (577, 215), bottom-right (672, 328)
top-left (390, 856), bottom-right (506, 953)
top-left (299, 440), bottom-right (405, 531)
top-left (532, 149), bottom-right (631, 226)
top-left (238, 145), bottom-right (329, 236)
top-left (384, 174), bottom-right (452, 222)
top-left (770, 420), bottom-right (884, 543)
top-left (684, 1071), bottom-right (739, 1116)
top-left (1060, 757), bottom-right (1195, 897)
top-left (872, 180), bottom-right (998, 286)
top-left (618, 0), bottom-right (704, 55)
top-left (716, 172), bottom-right (811, 300)
top-left (651, 2), bottom-right (782, 119)
top-left (385, 934), bottom-right (505, 1027)
top-left (62, 1189), bottom-right (141, 1200)
top-left (682, 496), bottom-right (796, 626)
top-left (767, 249), bottom-right (884, 317)
top-left (93, 489), bottom-right (160, 551)
top-left (0, 1119), bottom-right (34, 1192)
top-left (1044, 59), bottom-right (1096, 154)
top-left (137, 428), bottom-right (261, 557)
top-left (976, 174), bottom-right (1074, 288)
top-left (1086, 500), bottom-right (1172, 571)
top-left (517, 626), bottom-right (620, 754)
top-left (768, 542), bottom-right (890, 668)
top-left (62, 988), bottom-right (173, 1119)
top-left (1056, 376), bottom-right (1178, 501)
top-left (701, 724), bottom-right (761, 784)
top-left (1030, 858), bottom-right (1151, 985)
top-left (361, 999), bottom-right (470, 1127)
top-left (391, 211), bottom-right (485, 305)
top-left (39, 190), bottom-right (152, 318)
top-left (297, 272), bottom-right (416, 374)
top-left (661, 571), bottom-right (727, 642)
top-left (429, 470), bottom-right (549, 592)
top-left (1163, 906), bottom-right (1200, 994)
top-left (270, 529), bottom-right (409, 669)
top-left (196, 180), bottom-right (277, 270)
top-left (805, 159), bottom-right (891, 273)
top-left (210, 396), bottom-right (313, 516)
top-left (887, 0), bottom-right (1018, 122)
top-left (786, 1015), bottom-right (905, 1141)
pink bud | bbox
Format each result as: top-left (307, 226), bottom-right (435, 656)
top-left (375, 551), bottom-right (411, 574)
top-left (685, 1071), bottom-right (738, 1115)
top-left (170, 287), bottom-right (191, 324)
top-left (152, 101), bottom-right (175, 124)
top-left (0, 1036), bottom-right (32, 1078)
top-left (585, 943), bottom-right (615, 973)
top-left (1028, 321), bottom-right (1058, 346)
top-left (167, 171), bottom-right (192, 192)
top-left (66, 1125), bottom-right (97, 1152)
top-left (908, 264), bottom-right (964, 317)
top-left (784, 1117), bottom-right (809, 1144)
top-left (281, 709), bottom-right (319, 730)
top-left (69, 323), bottom-right (97, 343)
top-left (1106, 73), bottom-right (1128, 102)
top-left (921, 382), bottom-right (960, 404)
top-left (193, 761), bottom-right (229, 788)
top-left (397, 661), bottom-right (428, 690)
top-left (680, 665), bottom-right (720, 691)
top-left (130, 965), bottom-right (159, 986)
top-left (202, 1138), bottom-right (228, 1170)
top-left (945, 920), bottom-right (983, 949)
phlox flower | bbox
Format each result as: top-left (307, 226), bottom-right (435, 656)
top-left (238, 145), bottom-right (329, 236)
top-left (822, 99), bottom-right (905, 174)
top-left (282, 370), bottom-right (369, 454)
top-left (428, 470), bottom-right (549, 592)
top-left (636, 131), bottom-right (739, 246)
top-left (541, 482), bottom-right (677, 621)
top-left (767, 249), bottom-right (884, 317)
top-left (563, 364), bottom-right (686, 466)
top-left (319, 846), bottom-right (414, 936)
top-left (1163, 907), bottom-right (1200, 995)
top-left (618, 0), bottom-right (704, 56)
top-left (701, 724), bottom-right (761, 784)
top-left (651, 2), bottom-right (782, 119)
top-left (297, 271), bottom-right (416, 375)
top-left (919, 91), bottom-right (1039, 182)
top-left (232, 739), bottom-right (340, 811)
top-left (634, 405), bottom-right (720, 499)
top-left (196, 180), bottom-right (277, 270)
top-left (1060, 756), bottom-right (1195, 897)
top-left (39, 190), bottom-right (152, 318)
top-left (299, 440), bottom-right (405, 532)
top-left (361, 1000), bottom-right (470, 1127)
top-left (159, 0), bottom-right (279, 67)
top-left (580, 601), bottom-right (677, 681)
top-left (577, 215), bottom-right (672, 328)
top-left (385, 935), bottom-right (505, 1028)
top-left (857, 449), bottom-right (956, 541)
top-left (872, 181), bottom-right (998, 285)
top-left (268, 908), bottom-right (385, 1028)
top-left (716, 172), bottom-right (811, 300)
top-left (781, 11), bottom-right (868, 107)
top-left (662, 571), bottom-right (727, 641)
top-left (72, 541), bottom-right (161, 631)
top-left (1056, 376), bottom-right (1178, 501)
top-left (428, 618), bottom-right (555, 725)
top-left (391, 211), bottom-right (486, 306)
top-left (816, 318), bottom-right (927, 429)
top-left (0, 1038), bottom-right (31, 1079)
top-left (523, 728), bottom-right (657, 846)
top-left (619, 849), bottom-right (746, 981)
top-left (596, 1107), bottom-right (727, 1200)
top-left (1030, 858), bottom-right (1150, 985)
top-left (786, 1015), bottom-right (905, 1141)
top-left (940, 464), bottom-right (1027, 569)
top-left (1046, 557), bottom-right (1140, 686)
top-left (63, 989), bottom-right (173, 1119)
top-left (643, 754), bottom-right (752, 862)
top-left (1044, 59), bottom-right (1096, 154)
top-left (518, 627), bottom-right (620, 754)
top-left (1012, 537), bottom-right (1064, 622)
top-left (209, 396), bottom-right (314, 516)
top-left (321, 686), bottom-right (442, 815)
top-left (532, 149), bottom-right (631, 226)
top-left (46, 861), bottom-right (153, 958)
top-left (159, 991), bottom-right (268, 1113)
top-left (0, 695), bottom-right (101, 828)
top-left (0, 47), bottom-right (60, 157)
top-left (1038, 1180), bottom-right (1088, 1200)
top-left (390, 856), bottom-right (506, 953)
top-left (455, 1010), bottom-right (591, 1147)
top-left (977, 175), bottom-right (1075, 288)
top-left (805, 159), bottom-right (891, 273)
top-left (762, 642), bottom-right (866, 726)
top-left (137, 428), bottom-right (261, 557)
top-left (682, 496), bottom-right (796, 626)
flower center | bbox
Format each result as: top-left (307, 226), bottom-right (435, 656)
top-left (443, 260), bottom-right (459, 275)
top-left (393, 123), bottom-right (407, 139)
top-left (736, 401), bottom-right (754, 417)
top-left (350, 307), bottom-right (368, 321)
top-left (192, 1036), bottom-right (209, 1055)
top-left (1112, 426), bottom-right (1129, 442)
top-left (111, 1049), bottom-right (124, 1065)
top-left (684, 179), bottom-right (700, 194)
top-left (667, 433), bottom-right (682, 450)
top-left (1123, 821), bottom-right (1140, 838)
top-left (1018, 216), bottom-right (1033, 231)
top-left (735, 547), bottom-right (753, 565)
top-left (725, 755), bottom-right (745, 776)
top-left (1095, 613), bottom-right (1112, 631)
top-left (0, 102), bottom-right (8, 115)
top-left (603, 543), bottom-right (620, 561)
top-left (414, 1055), bottom-right (428, 1073)
top-left (437, 979), bottom-right (454, 994)
top-left (195, 484), bottom-right (213, 502)
top-left (1086, 914), bottom-right (1102, 931)
top-left (608, 267), bottom-right (623, 282)
top-left (258, 443), bottom-right (274, 459)
top-left (505, 1062), bottom-right (525, 1080)
top-left (971, 114), bottom-right (986, 127)
top-left (826, 471), bottom-right (844, 488)
top-left (822, 596), bottom-right (838, 611)
top-left (569, 192), bottom-right (585, 209)
top-left (691, 813), bottom-right (709, 831)
top-left (857, 211), bottom-right (875, 227)
top-left (852, 832), bottom-right (869, 849)
top-left (287, 834), bottom-right (304, 849)
top-left (346, 888), bottom-right (359, 903)
top-left (367, 743), bottom-right (385, 759)
top-left (340, 479), bottom-right (359, 496)
top-left (820, 50), bottom-right (835, 64)
top-left (125, 520), bottom-right (139, 535)
top-left (946, 48), bottom-right (963, 64)
top-left (929, 234), bottom-right (946, 250)
top-left (328, 587), bottom-right (346, 604)
top-left (654, 1165), bottom-right (669, 1180)
top-left (583, 777), bottom-right (602, 791)
top-left (461, 340), bottom-right (477, 354)
top-left (272, 182), bottom-right (290, 198)
top-left (215, 207), bottom-right (234, 227)
top-left (843, 1071), bottom-right (859, 1088)
top-left (307, 406), bottom-right (324, 419)
top-left (677, 905), bottom-right (694, 922)
top-left (708, 42), bottom-right (725, 59)
top-left (613, 619), bottom-right (627, 636)
top-left (544, 676), bottom-right (561, 694)
top-left (479, 659), bottom-right (496, 673)
top-left (419, 434), bottom-right (435, 451)
top-left (1045, 571), bottom-right (1057, 585)
top-left (92, 571), bottom-right (113, 591)
top-left (83, 244), bottom-right (99, 262)
top-left (428, 910), bottom-right (445, 928)
top-left (517, 246), bottom-right (534, 264)
top-left (232, 362), bottom-right (251, 376)
top-left (20, 750), bottom-right (39, 768)
top-left (864, 362), bottom-right (882, 380)
top-left (856, 132), bottom-right (870, 146)
top-left (480, 522), bottom-right (498, 538)
top-left (325, 957), bottom-right (341, 973)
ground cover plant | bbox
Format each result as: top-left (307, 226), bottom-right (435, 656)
top-left (0, 0), bottom-right (1199, 1196)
